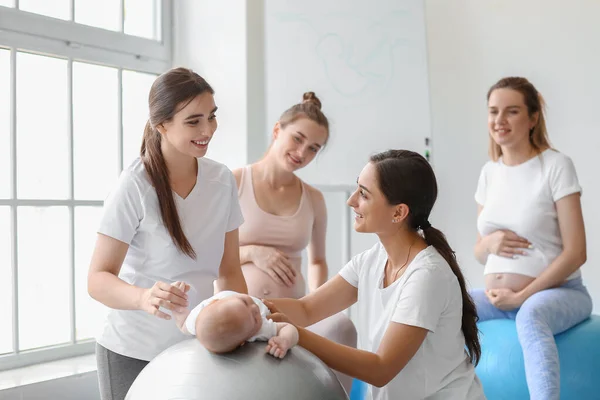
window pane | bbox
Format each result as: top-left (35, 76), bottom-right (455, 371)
top-left (74, 0), bottom-right (120, 32)
top-left (74, 207), bottom-right (106, 341)
top-left (19, 0), bottom-right (69, 20)
top-left (73, 62), bottom-right (119, 200)
top-left (0, 49), bottom-right (9, 199)
top-left (0, 0), bottom-right (14, 8)
top-left (17, 53), bottom-right (69, 199)
top-left (0, 207), bottom-right (13, 355)
top-left (18, 207), bottom-right (70, 350)
top-left (124, 0), bottom-right (161, 40)
top-left (122, 70), bottom-right (156, 169)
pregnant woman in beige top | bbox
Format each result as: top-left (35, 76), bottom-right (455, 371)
top-left (232, 92), bottom-right (357, 393)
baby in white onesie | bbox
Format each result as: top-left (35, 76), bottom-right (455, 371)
top-left (171, 282), bottom-right (298, 358)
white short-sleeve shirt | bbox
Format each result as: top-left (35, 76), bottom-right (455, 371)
top-left (475, 149), bottom-right (582, 279)
top-left (184, 290), bottom-right (277, 342)
top-left (95, 157), bottom-right (244, 361)
top-left (339, 244), bottom-right (484, 400)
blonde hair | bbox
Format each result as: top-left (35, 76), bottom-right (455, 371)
top-left (486, 77), bottom-right (552, 161)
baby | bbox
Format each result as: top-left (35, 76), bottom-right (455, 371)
top-left (171, 282), bottom-right (298, 358)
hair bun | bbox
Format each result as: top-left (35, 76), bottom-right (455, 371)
top-left (302, 91), bottom-right (322, 110)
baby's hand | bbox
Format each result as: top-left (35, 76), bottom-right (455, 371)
top-left (172, 281), bottom-right (190, 294)
top-left (265, 336), bottom-right (293, 359)
top-left (170, 282), bottom-right (191, 332)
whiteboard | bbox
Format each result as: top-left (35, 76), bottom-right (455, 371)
top-left (265, 0), bottom-right (432, 185)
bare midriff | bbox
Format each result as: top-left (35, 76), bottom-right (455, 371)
top-left (242, 257), bottom-right (306, 299)
top-left (484, 273), bottom-right (535, 292)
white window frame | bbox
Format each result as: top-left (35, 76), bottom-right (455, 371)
top-left (0, 0), bottom-right (172, 371)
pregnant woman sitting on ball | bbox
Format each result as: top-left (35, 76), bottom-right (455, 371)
top-left (471, 77), bottom-right (593, 400)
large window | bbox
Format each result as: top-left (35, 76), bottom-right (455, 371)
top-left (0, 1), bottom-right (169, 371)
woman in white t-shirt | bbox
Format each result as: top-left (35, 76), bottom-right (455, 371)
top-left (472, 77), bottom-right (592, 400)
top-left (87, 67), bottom-right (247, 400)
top-left (266, 150), bottom-right (485, 400)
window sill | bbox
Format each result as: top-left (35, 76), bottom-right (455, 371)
top-left (0, 354), bottom-right (96, 391)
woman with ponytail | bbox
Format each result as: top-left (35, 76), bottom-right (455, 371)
top-left (472, 77), bottom-right (591, 400)
top-left (87, 67), bottom-right (247, 400)
top-left (265, 150), bottom-right (484, 400)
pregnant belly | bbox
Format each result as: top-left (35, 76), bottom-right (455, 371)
top-left (242, 261), bottom-right (306, 299)
top-left (484, 249), bottom-right (550, 292)
top-left (484, 273), bottom-right (536, 292)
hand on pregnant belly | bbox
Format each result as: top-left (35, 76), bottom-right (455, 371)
top-left (486, 288), bottom-right (525, 311)
top-left (251, 245), bottom-right (297, 287)
top-left (486, 229), bottom-right (532, 258)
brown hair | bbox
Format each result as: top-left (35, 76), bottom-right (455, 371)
top-left (278, 92), bottom-right (330, 145)
top-left (370, 150), bottom-right (481, 365)
top-left (140, 67), bottom-right (214, 259)
top-left (487, 77), bottom-right (552, 161)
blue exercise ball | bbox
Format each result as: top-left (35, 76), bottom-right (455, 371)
top-left (476, 315), bottom-right (600, 400)
top-left (349, 379), bottom-right (367, 400)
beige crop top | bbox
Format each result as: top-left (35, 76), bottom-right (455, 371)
top-left (237, 165), bottom-right (326, 262)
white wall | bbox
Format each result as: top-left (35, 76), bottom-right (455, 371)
top-left (264, 0), bottom-right (431, 187)
top-left (425, 0), bottom-right (600, 311)
top-left (173, 0), bottom-right (267, 169)
top-left (264, 0), bottom-right (432, 271)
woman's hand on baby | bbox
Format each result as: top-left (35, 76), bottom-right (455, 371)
top-left (265, 336), bottom-right (293, 359)
top-left (268, 312), bottom-right (292, 324)
top-left (263, 299), bottom-right (279, 314)
top-left (251, 245), bottom-right (296, 287)
top-left (485, 230), bottom-right (532, 258)
top-left (137, 281), bottom-right (189, 320)
top-left (263, 300), bottom-right (292, 324)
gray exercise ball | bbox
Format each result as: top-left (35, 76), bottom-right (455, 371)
top-left (125, 338), bottom-right (349, 400)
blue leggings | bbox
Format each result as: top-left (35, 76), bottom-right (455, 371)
top-left (470, 277), bottom-right (592, 400)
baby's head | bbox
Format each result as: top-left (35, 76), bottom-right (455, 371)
top-left (196, 294), bottom-right (263, 353)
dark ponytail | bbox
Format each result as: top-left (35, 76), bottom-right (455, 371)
top-left (371, 150), bottom-right (481, 365)
top-left (421, 225), bottom-right (481, 365)
top-left (140, 67), bottom-right (215, 259)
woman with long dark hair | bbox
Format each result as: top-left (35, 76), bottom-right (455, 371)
top-left (266, 150), bottom-right (484, 400)
top-left (88, 67), bottom-right (247, 400)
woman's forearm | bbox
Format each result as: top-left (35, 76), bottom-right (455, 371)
top-left (520, 250), bottom-right (586, 300)
top-left (216, 266), bottom-right (248, 294)
top-left (88, 271), bottom-right (144, 310)
top-left (297, 327), bottom-right (386, 387)
top-left (267, 298), bottom-right (313, 327)
top-left (239, 245), bottom-right (256, 265)
top-left (474, 236), bottom-right (490, 265)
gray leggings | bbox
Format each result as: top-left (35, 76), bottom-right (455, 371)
top-left (96, 343), bottom-right (149, 400)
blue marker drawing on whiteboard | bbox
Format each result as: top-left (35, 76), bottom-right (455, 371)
top-left (274, 11), bottom-right (411, 98)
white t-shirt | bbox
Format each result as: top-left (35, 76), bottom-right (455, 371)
top-left (475, 149), bottom-right (582, 279)
top-left (95, 157), bottom-right (244, 361)
top-left (339, 244), bottom-right (484, 400)
top-left (184, 290), bottom-right (277, 341)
